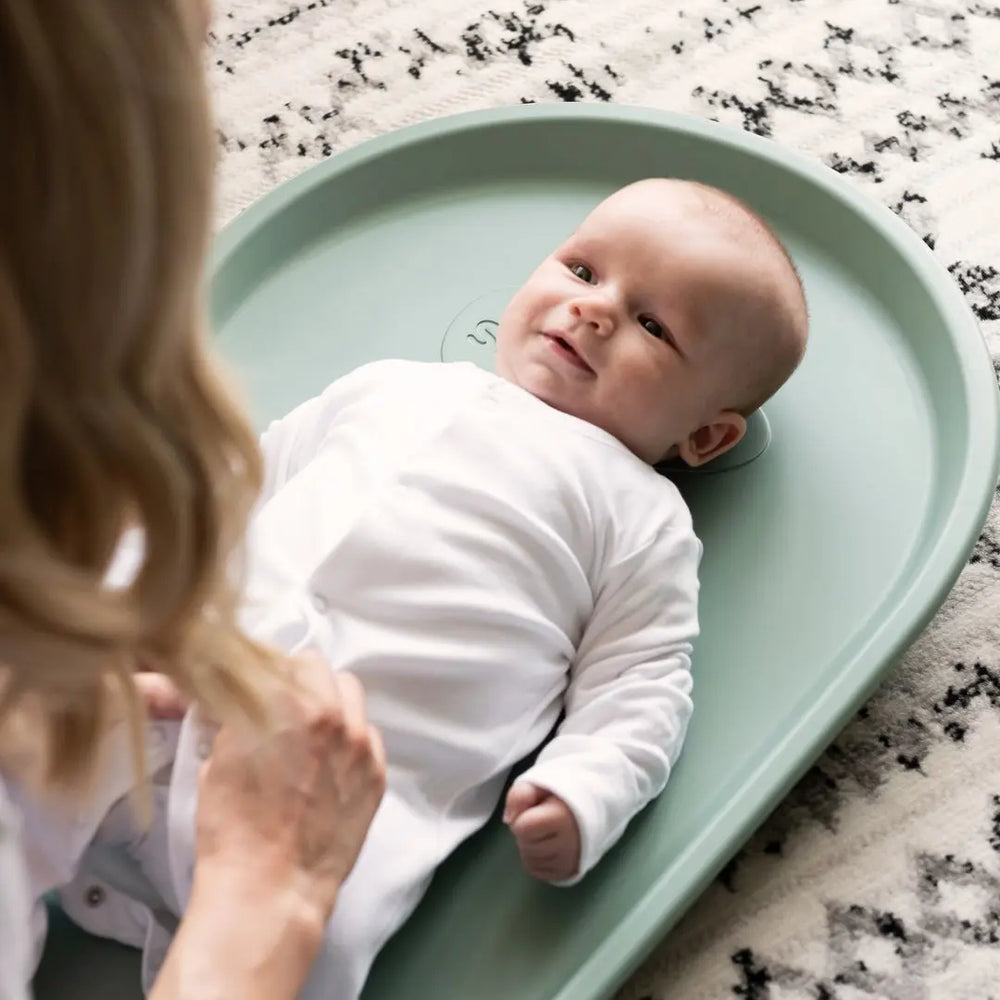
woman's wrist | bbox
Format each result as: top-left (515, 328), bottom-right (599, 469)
top-left (149, 863), bottom-right (330, 1000)
top-left (193, 851), bottom-right (335, 930)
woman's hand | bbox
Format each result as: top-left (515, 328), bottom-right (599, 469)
top-left (150, 653), bottom-right (385, 1000)
top-left (194, 652), bottom-right (386, 922)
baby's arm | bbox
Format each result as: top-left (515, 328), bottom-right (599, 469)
top-left (506, 514), bottom-right (700, 884)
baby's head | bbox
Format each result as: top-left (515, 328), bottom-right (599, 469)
top-left (495, 179), bottom-right (808, 466)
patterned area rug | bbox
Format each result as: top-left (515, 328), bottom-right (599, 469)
top-left (210, 2), bottom-right (1000, 996)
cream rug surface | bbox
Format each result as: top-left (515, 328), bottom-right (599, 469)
top-left (210, 2), bottom-right (1000, 996)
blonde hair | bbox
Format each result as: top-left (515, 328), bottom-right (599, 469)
top-left (0, 0), bottom-right (278, 787)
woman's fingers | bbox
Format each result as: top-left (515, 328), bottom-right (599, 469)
top-left (193, 653), bottom-right (385, 924)
top-left (366, 723), bottom-right (387, 775)
top-left (133, 673), bottom-right (188, 720)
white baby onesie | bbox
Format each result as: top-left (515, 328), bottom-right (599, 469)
top-left (22, 360), bottom-right (701, 1000)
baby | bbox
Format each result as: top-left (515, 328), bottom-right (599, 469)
top-left (19, 179), bottom-right (807, 999)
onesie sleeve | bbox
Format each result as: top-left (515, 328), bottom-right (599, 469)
top-left (514, 506), bottom-right (701, 884)
top-left (257, 359), bottom-right (403, 503)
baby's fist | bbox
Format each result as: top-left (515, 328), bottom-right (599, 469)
top-left (503, 782), bottom-right (581, 883)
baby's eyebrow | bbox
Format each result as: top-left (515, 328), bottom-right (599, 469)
top-left (564, 232), bottom-right (603, 254)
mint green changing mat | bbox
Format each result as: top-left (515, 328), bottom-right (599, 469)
top-left (35, 104), bottom-right (1000, 1000)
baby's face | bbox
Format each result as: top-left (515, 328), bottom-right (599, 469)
top-left (495, 185), bottom-right (758, 465)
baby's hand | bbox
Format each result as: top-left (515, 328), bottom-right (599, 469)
top-left (503, 782), bottom-right (581, 883)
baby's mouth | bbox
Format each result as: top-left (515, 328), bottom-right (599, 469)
top-left (543, 332), bottom-right (594, 373)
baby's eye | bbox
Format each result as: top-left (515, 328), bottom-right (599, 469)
top-left (639, 316), bottom-right (664, 339)
top-left (569, 263), bottom-right (595, 283)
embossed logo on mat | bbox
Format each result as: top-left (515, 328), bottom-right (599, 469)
top-left (440, 289), bottom-right (517, 367)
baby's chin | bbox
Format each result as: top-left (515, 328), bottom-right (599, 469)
top-left (508, 373), bottom-right (599, 426)
top-left (494, 369), bottom-right (658, 460)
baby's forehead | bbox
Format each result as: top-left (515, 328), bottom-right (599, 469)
top-left (575, 186), bottom-right (750, 250)
top-left (565, 212), bottom-right (756, 298)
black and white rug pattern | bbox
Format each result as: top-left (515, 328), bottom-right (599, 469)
top-left (210, 2), bottom-right (1000, 996)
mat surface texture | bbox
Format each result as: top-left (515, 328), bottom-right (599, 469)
top-left (210, 1), bottom-right (1000, 995)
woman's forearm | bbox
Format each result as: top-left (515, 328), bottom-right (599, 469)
top-left (149, 869), bottom-right (328, 1000)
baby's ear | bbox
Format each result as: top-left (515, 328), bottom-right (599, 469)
top-left (677, 412), bottom-right (746, 467)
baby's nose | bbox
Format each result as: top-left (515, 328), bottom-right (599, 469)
top-left (570, 296), bottom-right (614, 336)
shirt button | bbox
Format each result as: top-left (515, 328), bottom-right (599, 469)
top-left (197, 734), bottom-right (213, 760)
top-left (312, 592), bottom-right (329, 614)
top-left (85, 885), bottom-right (105, 907)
